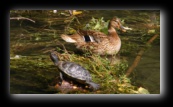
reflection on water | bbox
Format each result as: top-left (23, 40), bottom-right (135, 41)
top-left (131, 45), bottom-right (160, 94)
top-left (10, 10), bottom-right (160, 94)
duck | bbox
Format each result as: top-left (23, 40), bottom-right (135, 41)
top-left (61, 16), bottom-right (126, 55)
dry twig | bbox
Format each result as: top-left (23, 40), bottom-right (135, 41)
top-left (10, 16), bottom-right (35, 23)
top-left (125, 34), bottom-right (159, 77)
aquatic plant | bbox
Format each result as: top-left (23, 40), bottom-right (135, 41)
top-left (53, 47), bottom-right (150, 94)
top-left (83, 17), bottom-right (109, 34)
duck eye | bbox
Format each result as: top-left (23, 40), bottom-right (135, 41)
top-left (113, 21), bottom-right (119, 27)
top-left (115, 20), bottom-right (120, 24)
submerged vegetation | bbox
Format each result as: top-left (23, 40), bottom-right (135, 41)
top-left (10, 10), bottom-right (160, 94)
top-left (10, 48), bottom-right (149, 94)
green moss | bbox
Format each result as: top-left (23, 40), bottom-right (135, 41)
top-left (10, 10), bottom-right (159, 94)
top-left (52, 49), bottom-right (149, 94)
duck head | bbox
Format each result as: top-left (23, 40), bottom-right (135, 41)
top-left (108, 16), bottom-right (126, 32)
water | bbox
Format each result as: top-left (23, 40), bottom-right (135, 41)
top-left (10, 10), bottom-right (160, 94)
top-left (130, 45), bottom-right (160, 94)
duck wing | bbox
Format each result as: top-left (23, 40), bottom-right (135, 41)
top-left (78, 29), bottom-right (108, 43)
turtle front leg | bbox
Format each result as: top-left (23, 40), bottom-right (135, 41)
top-left (59, 72), bottom-right (64, 85)
top-left (60, 72), bottom-right (64, 80)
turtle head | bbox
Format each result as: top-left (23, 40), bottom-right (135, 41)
top-left (50, 51), bottom-right (59, 65)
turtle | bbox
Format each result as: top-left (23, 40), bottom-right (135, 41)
top-left (50, 51), bottom-right (100, 91)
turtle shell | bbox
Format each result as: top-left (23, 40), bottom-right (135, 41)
top-left (50, 51), bottom-right (100, 91)
top-left (57, 61), bottom-right (92, 84)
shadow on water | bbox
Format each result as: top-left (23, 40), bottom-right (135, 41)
top-left (10, 10), bottom-right (160, 94)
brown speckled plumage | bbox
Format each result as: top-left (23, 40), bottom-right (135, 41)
top-left (61, 16), bottom-right (126, 55)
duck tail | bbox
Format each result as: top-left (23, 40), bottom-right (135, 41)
top-left (61, 34), bottom-right (77, 43)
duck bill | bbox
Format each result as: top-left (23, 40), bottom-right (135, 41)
top-left (120, 25), bottom-right (126, 32)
